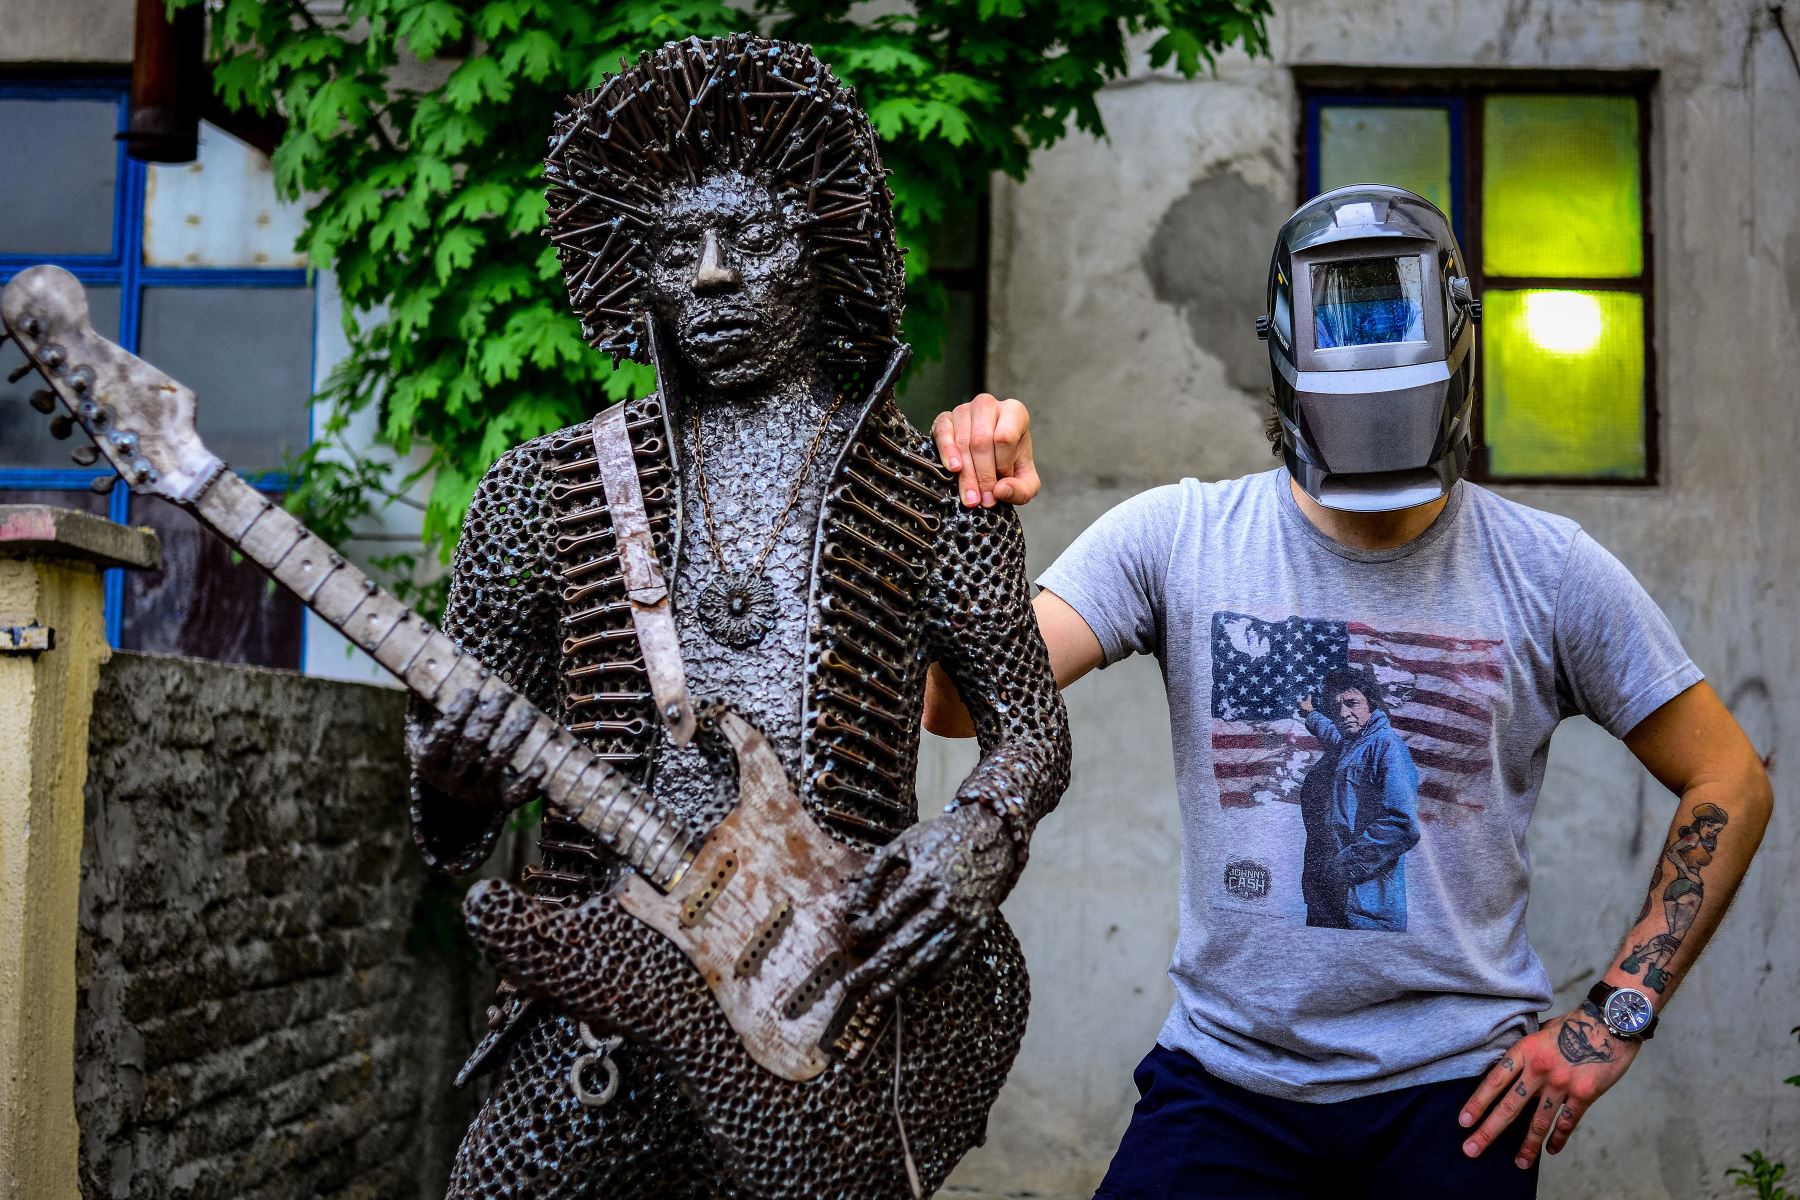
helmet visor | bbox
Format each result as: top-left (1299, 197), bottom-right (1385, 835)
top-left (1310, 256), bottom-right (1426, 348)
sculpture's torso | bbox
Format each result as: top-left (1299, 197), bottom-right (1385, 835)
top-left (655, 389), bottom-right (859, 834)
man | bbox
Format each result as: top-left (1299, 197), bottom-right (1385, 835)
top-left (927, 185), bottom-right (1773, 1195)
top-left (1296, 666), bottom-right (1420, 931)
top-left (405, 36), bottom-right (1067, 1197)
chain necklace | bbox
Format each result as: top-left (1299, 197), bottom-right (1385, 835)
top-left (689, 392), bottom-right (845, 647)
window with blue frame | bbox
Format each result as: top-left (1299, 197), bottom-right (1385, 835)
top-left (1300, 79), bottom-right (1655, 484)
top-left (0, 78), bottom-right (316, 667)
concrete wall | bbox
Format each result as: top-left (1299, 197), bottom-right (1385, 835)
top-left (939, 1), bottom-right (1800, 1197)
top-left (76, 652), bottom-right (481, 1199)
top-left (0, 0), bottom-right (132, 63)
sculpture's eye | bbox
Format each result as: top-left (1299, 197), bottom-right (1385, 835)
top-left (664, 236), bottom-right (700, 267)
top-left (736, 222), bottom-right (780, 255)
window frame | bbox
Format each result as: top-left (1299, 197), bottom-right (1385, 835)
top-left (1295, 69), bottom-right (1659, 487)
top-left (0, 75), bottom-right (314, 645)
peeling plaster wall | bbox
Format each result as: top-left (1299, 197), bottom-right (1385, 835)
top-left (939, 2), bottom-right (1800, 1198)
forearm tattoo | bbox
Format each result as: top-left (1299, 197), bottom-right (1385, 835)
top-left (1558, 1002), bottom-right (1618, 1066)
top-left (1618, 803), bottom-right (1730, 993)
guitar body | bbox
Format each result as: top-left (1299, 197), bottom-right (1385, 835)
top-left (465, 706), bottom-right (1029, 1197)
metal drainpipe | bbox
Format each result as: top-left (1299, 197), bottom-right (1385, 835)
top-left (122, 0), bottom-right (204, 164)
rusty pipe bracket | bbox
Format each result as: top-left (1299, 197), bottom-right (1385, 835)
top-left (0, 623), bottom-right (54, 654)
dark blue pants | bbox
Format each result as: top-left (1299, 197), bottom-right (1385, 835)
top-left (1094, 1045), bottom-right (1539, 1199)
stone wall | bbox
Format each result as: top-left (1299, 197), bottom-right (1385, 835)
top-left (75, 652), bottom-right (480, 1199)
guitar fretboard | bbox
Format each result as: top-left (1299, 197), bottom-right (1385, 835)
top-left (192, 471), bottom-right (699, 890)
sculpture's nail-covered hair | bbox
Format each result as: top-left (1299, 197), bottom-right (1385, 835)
top-left (545, 34), bottom-right (906, 386)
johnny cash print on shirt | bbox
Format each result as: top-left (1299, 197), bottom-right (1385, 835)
top-left (1209, 611), bottom-right (1505, 932)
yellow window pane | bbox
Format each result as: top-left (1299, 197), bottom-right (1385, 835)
top-left (1482, 289), bottom-right (1645, 478)
top-left (1318, 106), bottom-right (1453, 215)
top-left (1482, 95), bottom-right (1641, 278)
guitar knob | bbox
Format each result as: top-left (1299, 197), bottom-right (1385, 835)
top-left (29, 389), bottom-right (56, 414)
top-left (18, 315), bottom-right (42, 338)
top-left (71, 445), bottom-right (99, 467)
top-left (39, 344), bottom-right (64, 370)
top-left (49, 413), bottom-right (74, 440)
top-left (68, 365), bottom-right (92, 394)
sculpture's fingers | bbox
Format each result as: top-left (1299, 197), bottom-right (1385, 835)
top-left (448, 691), bottom-right (508, 783)
top-left (463, 878), bottom-right (593, 1005)
top-left (845, 839), bottom-right (909, 923)
top-left (412, 686), bottom-right (478, 771)
top-left (498, 756), bottom-right (547, 811)
top-left (850, 868), bottom-right (933, 942)
top-left (864, 921), bottom-right (960, 1007)
top-left (842, 904), bottom-right (951, 1005)
top-left (486, 702), bottom-right (538, 787)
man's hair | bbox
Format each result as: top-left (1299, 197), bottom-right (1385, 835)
top-left (544, 35), bottom-right (906, 390)
top-left (1319, 665), bottom-right (1384, 713)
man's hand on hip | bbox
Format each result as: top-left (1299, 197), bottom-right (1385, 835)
top-left (932, 393), bottom-right (1039, 507)
top-left (1460, 1004), bottom-right (1641, 1170)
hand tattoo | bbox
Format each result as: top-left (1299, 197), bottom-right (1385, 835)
top-left (1557, 1005), bottom-right (1617, 1066)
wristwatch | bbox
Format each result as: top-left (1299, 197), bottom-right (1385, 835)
top-left (1586, 981), bottom-right (1658, 1040)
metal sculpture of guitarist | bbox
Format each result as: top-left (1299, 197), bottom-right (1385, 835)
top-left (0, 33), bottom-right (1068, 1200)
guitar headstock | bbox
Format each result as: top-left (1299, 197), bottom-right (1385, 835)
top-left (2, 265), bottom-right (224, 502)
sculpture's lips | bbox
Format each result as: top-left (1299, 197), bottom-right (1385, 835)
top-left (688, 309), bottom-right (758, 339)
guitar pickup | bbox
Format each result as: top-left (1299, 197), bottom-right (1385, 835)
top-left (780, 949), bottom-right (850, 1021)
top-left (734, 899), bottom-right (794, 978)
top-left (679, 851), bottom-right (737, 927)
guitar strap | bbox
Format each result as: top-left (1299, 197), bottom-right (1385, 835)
top-left (593, 402), bottom-right (697, 745)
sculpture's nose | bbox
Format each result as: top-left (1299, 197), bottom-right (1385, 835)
top-left (692, 228), bottom-right (740, 293)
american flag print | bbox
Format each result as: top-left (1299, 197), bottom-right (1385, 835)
top-left (1209, 610), bottom-right (1505, 824)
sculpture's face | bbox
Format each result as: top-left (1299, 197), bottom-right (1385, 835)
top-left (645, 171), bottom-right (820, 394)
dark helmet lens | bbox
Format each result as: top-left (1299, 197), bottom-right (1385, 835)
top-left (1311, 256), bottom-right (1425, 348)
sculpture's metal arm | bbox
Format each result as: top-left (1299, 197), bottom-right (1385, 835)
top-left (926, 500), bottom-right (1072, 886)
top-left (405, 437), bottom-right (565, 873)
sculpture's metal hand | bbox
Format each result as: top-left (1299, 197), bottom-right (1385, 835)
top-left (405, 685), bottom-right (547, 813)
top-left (840, 804), bottom-right (1014, 1007)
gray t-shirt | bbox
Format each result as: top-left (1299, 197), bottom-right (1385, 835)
top-left (1038, 468), bottom-right (1701, 1102)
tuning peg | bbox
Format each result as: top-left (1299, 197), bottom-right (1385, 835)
top-left (29, 389), bottom-right (56, 414)
top-left (48, 413), bottom-right (74, 440)
top-left (7, 362), bottom-right (33, 385)
top-left (89, 474), bottom-right (115, 494)
top-left (71, 445), bottom-right (99, 467)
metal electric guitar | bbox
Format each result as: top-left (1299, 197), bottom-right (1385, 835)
top-left (2, 265), bottom-right (1025, 1198)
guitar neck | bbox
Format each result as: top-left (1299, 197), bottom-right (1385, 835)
top-left (190, 470), bottom-right (698, 890)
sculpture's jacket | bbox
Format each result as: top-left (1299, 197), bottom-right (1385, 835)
top-left (407, 381), bottom-right (1070, 1084)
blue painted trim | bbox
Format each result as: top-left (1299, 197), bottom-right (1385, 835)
top-left (3, 82), bottom-right (316, 656)
top-left (139, 267), bottom-right (312, 287)
top-left (0, 468), bottom-right (117, 489)
top-left (0, 468), bottom-right (285, 494)
top-left (1303, 92), bottom-right (1468, 245)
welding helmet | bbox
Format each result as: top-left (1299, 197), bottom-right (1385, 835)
top-left (1259, 184), bottom-right (1481, 512)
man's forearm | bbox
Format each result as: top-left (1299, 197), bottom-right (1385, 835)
top-left (1602, 783), bottom-right (1770, 1009)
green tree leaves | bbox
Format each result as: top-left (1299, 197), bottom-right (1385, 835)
top-left (178, 0), bottom-right (1270, 611)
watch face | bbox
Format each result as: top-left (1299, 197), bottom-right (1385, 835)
top-left (1604, 988), bottom-right (1654, 1036)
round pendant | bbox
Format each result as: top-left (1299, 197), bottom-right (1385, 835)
top-left (697, 571), bottom-right (777, 648)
